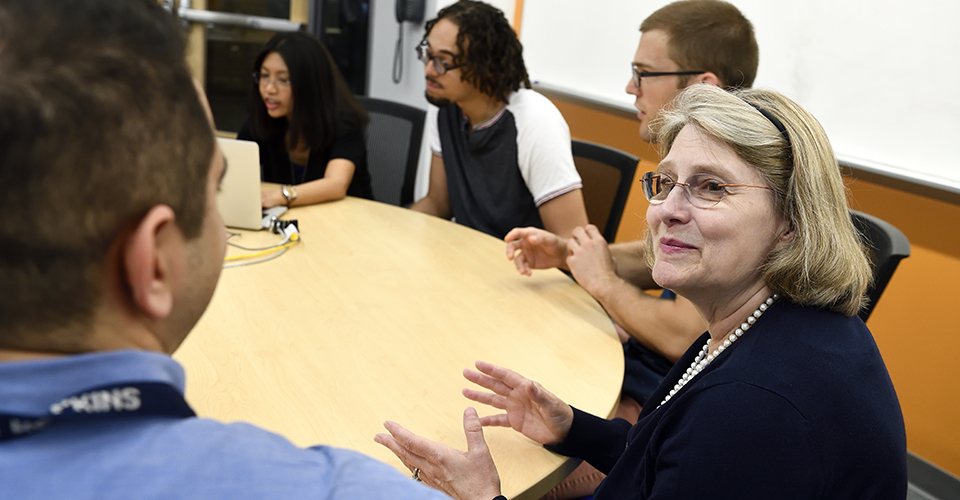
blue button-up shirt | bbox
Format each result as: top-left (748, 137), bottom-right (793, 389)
top-left (0, 350), bottom-right (449, 499)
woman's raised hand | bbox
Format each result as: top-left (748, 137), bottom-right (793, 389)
top-left (375, 407), bottom-right (502, 500)
top-left (462, 361), bottom-right (574, 445)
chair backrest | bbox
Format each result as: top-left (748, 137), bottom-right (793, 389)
top-left (572, 140), bottom-right (639, 242)
top-left (850, 210), bottom-right (911, 322)
top-left (357, 96), bottom-right (425, 207)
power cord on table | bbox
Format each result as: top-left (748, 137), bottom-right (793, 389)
top-left (223, 219), bottom-right (300, 268)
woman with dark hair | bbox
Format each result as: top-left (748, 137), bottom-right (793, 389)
top-left (238, 32), bottom-right (373, 208)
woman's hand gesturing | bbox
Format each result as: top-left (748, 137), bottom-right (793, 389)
top-left (462, 361), bottom-right (574, 446)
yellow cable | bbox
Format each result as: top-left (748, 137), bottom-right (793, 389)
top-left (223, 233), bottom-right (299, 262)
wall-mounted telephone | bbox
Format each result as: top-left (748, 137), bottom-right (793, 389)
top-left (392, 0), bottom-right (426, 83)
top-left (395, 0), bottom-right (426, 23)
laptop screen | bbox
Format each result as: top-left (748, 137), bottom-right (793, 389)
top-left (216, 137), bottom-right (264, 230)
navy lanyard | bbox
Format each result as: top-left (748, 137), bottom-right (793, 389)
top-left (0, 381), bottom-right (195, 442)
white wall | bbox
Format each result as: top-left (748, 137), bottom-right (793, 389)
top-left (367, 0), bottom-right (438, 198)
top-left (367, 0), bottom-right (439, 108)
top-left (520, 0), bottom-right (960, 193)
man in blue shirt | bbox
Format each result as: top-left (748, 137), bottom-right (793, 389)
top-left (0, 1), bottom-right (487, 499)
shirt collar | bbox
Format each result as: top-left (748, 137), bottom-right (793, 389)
top-left (0, 350), bottom-right (186, 415)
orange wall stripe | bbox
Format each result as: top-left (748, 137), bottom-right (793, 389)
top-left (513, 0), bottom-right (524, 38)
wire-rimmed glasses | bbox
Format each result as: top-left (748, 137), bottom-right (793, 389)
top-left (641, 171), bottom-right (775, 208)
top-left (252, 72), bottom-right (290, 89)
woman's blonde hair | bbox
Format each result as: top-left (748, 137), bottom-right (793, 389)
top-left (646, 85), bottom-right (872, 316)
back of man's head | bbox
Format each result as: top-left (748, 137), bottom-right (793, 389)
top-left (424, 0), bottom-right (531, 102)
top-left (0, 0), bottom-right (214, 345)
top-left (641, 0), bottom-right (758, 88)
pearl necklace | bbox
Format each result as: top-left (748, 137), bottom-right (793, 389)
top-left (657, 294), bottom-right (779, 409)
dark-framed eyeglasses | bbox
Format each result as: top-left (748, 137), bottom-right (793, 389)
top-left (252, 72), bottom-right (291, 89)
top-left (416, 41), bottom-right (463, 75)
top-left (631, 63), bottom-right (705, 88)
top-left (641, 171), bottom-right (775, 209)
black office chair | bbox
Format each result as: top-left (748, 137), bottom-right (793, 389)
top-left (572, 140), bottom-right (639, 242)
top-left (850, 210), bottom-right (911, 322)
top-left (357, 96), bottom-right (425, 207)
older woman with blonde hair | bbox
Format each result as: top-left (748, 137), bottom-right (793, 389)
top-left (376, 85), bottom-right (907, 500)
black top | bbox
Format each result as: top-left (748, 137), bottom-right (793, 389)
top-left (436, 103), bottom-right (542, 238)
top-left (622, 289), bottom-right (678, 406)
top-left (428, 89), bottom-right (582, 240)
top-left (237, 121), bottom-right (374, 200)
top-left (547, 300), bottom-right (907, 500)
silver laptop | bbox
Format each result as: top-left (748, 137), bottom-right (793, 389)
top-left (217, 137), bottom-right (282, 230)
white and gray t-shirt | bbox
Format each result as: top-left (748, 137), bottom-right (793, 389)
top-left (426, 88), bottom-right (582, 239)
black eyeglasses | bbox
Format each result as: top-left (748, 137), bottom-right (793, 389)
top-left (641, 171), bottom-right (775, 209)
top-left (631, 63), bottom-right (705, 88)
top-left (416, 41), bottom-right (462, 75)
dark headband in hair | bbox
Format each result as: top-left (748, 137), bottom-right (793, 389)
top-left (745, 101), bottom-right (792, 153)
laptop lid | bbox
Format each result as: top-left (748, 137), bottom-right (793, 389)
top-left (216, 137), bottom-right (264, 230)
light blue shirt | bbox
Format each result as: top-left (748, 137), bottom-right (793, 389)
top-left (0, 350), bottom-right (450, 499)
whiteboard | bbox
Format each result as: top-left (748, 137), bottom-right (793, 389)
top-left (519, 0), bottom-right (960, 194)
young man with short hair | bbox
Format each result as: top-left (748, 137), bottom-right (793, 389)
top-left (629, 0), bottom-right (758, 142)
top-left (411, 0), bottom-right (589, 240)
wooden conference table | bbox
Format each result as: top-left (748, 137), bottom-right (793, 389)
top-left (174, 196), bottom-right (624, 500)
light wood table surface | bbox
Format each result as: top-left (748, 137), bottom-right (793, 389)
top-left (174, 196), bottom-right (624, 500)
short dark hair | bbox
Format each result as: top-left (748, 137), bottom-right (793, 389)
top-left (423, 0), bottom-right (530, 102)
top-left (0, 0), bottom-right (215, 341)
top-left (247, 32), bottom-right (368, 150)
top-left (641, 0), bottom-right (759, 89)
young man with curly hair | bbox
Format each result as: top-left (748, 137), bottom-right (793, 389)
top-left (410, 0), bottom-right (588, 240)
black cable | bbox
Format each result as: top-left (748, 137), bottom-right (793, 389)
top-left (392, 22), bottom-right (403, 84)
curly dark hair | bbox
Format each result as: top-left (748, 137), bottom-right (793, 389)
top-left (423, 0), bottom-right (530, 103)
